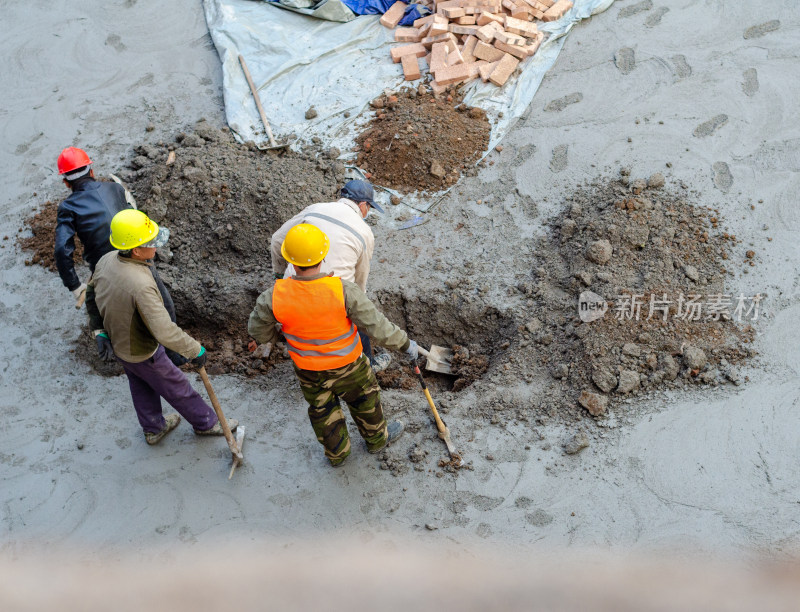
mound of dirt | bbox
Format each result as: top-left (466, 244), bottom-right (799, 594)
top-left (20, 120), bottom-right (347, 375)
top-left (522, 172), bottom-right (757, 414)
top-left (355, 88), bottom-right (490, 193)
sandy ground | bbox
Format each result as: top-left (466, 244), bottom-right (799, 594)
top-left (2, 0), bottom-right (800, 569)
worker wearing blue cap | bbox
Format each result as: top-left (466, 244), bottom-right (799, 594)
top-left (269, 179), bottom-right (392, 372)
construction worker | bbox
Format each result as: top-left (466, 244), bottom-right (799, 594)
top-left (269, 179), bottom-right (391, 371)
top-left (55, 146), bottom-right (187, 366)
top-left (85, 209), bottom-right (237, 446)
top-left (250, 224), bottom-right (419, 467)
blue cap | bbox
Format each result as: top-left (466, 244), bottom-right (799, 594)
top-left (340, 179), bottom-right (383, 213)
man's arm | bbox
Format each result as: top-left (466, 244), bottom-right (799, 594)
top-left (85, 281), bottom-right (105, 333)
top-left (248, 290), bottom-right (280, 345)
top-left (342, 280), bottom-right (409, 352)
top-left (135, 285), bottom-right (202, 358)
top-left (54, 205), bottom-right (81, 291)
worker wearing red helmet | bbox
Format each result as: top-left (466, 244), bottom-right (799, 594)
top-left (55, 147), bottom-right (129, 305)
top-left (55, 147), bottom-right (188, 367)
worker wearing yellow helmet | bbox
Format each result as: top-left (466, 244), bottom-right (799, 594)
top-left (85, 210), bottom-right (237, 446)
top-left (249, 224), bottom-right (419, 467)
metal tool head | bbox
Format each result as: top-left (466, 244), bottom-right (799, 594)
top-left (425, 345), bottom-right (454, 374)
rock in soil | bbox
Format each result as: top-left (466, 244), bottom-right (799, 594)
top-left (529, 175), bottom-right (756, 413)
top-left (564, 431), bottom-right (590, 455)
top-left (355, 88), bottom-right (490, 193)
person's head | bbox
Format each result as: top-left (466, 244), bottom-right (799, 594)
top-left (340, 179), bottom-right (384, 218)
top-left (281, 223), bottom-right (329, 274)
top-left (109, 209), bottom-right (170, 260)
top-left (57, 147), bottom-right (94, 190)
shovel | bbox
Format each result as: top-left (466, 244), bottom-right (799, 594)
top-left (198, 365), bottom-right (245, 479)
top-left (418, 345), bottom-right (454, 375)
top-left (238, 54), bottom-right (289, 151)
top-left (413, 356), bottom-right (462, 466)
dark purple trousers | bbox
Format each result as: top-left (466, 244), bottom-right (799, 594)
top-left (118, 345), bottom-right (218, 434)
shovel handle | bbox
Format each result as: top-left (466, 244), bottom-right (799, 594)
top-left (238, 54), bottom-right (278, 148)
top-left (414, 364), bottom-right (447, 434)
top-left (198, 366), bottom-right (242, 460)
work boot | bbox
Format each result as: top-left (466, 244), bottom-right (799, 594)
top-left (368, 420), bottom-right (404, 454)
top-left (145, 413), bottom-right (181, 446)
top-left (194, 418), bottom-right (238, 435)
top-left (371, 352), bottom-right (392, 373)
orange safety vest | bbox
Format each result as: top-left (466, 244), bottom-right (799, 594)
top-left (272, 276), bottom-right (363, 371)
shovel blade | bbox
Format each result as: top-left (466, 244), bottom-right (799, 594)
top-left (425, 345), bottom-right (454, 374)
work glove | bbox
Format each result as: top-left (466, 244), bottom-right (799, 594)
top-left (94, 332), bottom-right (115, 362)
top-left (191, 346), bottom-right (207, 368)
top-left (72, 283), bottom-right (87, 309)
top-left (404, 339), bottom-right (420, 362)
top-left (165, 347), bottom-right (189, 367)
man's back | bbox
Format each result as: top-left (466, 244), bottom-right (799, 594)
top-left (270, 199), bottom-right (374, 291)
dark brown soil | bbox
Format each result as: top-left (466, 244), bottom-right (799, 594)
top-left (18, 199), bottom-right (84, 270)
top-left (355, 88), bottom-right (491, 193)
top-left (450, 344), bottom-right (489, 392)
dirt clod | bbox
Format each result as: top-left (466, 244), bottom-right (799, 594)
top-left (355, 89), bottom-right (490, 193)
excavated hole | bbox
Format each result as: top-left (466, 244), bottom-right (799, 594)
top-left (372, 289), bottom-right (517, 392)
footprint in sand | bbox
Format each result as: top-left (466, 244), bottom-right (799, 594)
top-left (618, 0), bottom-right (652, 19)
top-left (544, 92), bottom-right (583, 112)
top-left (742, 68), bottom-right (759, 96)
top-left (712, 162), bottom-right (733, 193)
top-left (614, 47), bottom-right (635, 74)
top-left (693, 114), bottom-right (728, 138)
top-left (550, 145), bottom-right (569, 173)
top-left (743, 20), bottom-right (780, 39)
top-left (645, 6), bottom-right (669, 27)
top-left (671, 54), bottom-right (691, 79)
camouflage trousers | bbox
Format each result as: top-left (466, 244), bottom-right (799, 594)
top-left (294, 354), bottom-right (387, 465)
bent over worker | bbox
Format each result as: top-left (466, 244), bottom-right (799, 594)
top-left (250, 224), bottom-right (419, 467)
top-left (269, 179), bottom-right (391, 372)
top-left (86, 209), bottom-right (237, 446)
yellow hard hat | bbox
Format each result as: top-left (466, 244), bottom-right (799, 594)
top-left (109, 209), bottom-right (168, 250)
top-left (281, 223), bottom-right (330, 267)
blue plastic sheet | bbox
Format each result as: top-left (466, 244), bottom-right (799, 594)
top-left (341, 0), bottom-right (430, 25)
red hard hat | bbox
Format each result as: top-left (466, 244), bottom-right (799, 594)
top-left (57, 147), bottom-right (92, 175)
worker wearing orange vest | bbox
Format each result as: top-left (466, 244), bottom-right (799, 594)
top-left (248, 224), bottom-right (419, 466)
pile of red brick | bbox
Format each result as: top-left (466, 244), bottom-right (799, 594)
top-left (381, 0), bottom-right (573, 92)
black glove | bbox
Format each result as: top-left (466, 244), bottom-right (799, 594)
top-left (165, 347), bottom-right (189, 367)
top-left (191, 347), bottom-right (207, 367)
top-left (95, 333), bottom-right (115, 362)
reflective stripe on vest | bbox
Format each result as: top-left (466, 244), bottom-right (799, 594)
top-left (272, 276), bottom-right (363, 371)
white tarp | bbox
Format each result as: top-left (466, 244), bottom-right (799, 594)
top-left (203, 0), bottom-right (614, 210)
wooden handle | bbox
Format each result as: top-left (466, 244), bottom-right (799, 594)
top-left (238, 54), bottom-right (278, 148)
top-left (415, 365), bottom-right (446, 434)
top-left (75, 291), bottom-right (86, 309)
top-left (198, 366), bottom-right (243, 460)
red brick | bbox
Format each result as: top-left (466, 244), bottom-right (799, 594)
top-left (421, 32), bottom-right (458, 49)
top-left (448, 47), bottom-right (465, 66)
top-left (542, 0), bottom-right (572, 21)
top-left (395, 27), bottom-right (422, 43)
top-left (390, 43), bottom-right (427, 63)
top-left (413, 14), bottom-right (434, 28)
top-left (523, 31), bottom-right (544, 56)
top-left (473, 40), bottom-right (506, 62)
top-left (456, 15), bottom-right (477, 24)
top-left (435, 62), bottom-right (473, 85)
top-left (538, 0), bottom-right (555, 6)
top-left (461, 35), bottom-right (479, 62)
top-left (475, 22), bottom-right (499, 43)
top-left (504, 15), bottom-right (538, 36)
top-left (488, 52), bottom-right (519, 86)
top-left (401, 55), bottom-right (422, 80)
top-left (429, 19), bottom-right (449, 36)
top-left (476, 11), bottom-right (504, 26)
top-left (493, 39), bottom-right (527, 59)
top-left (380, 1), bottom-right (408, 28)
top-left (430, 42), bottom-right (449, 73)
top-left (442, 6), bottom-right (466, 17)
top-left (430, 80), bottom-right (449, 96)
top-left (448, 24), bottom-right (480, 35)
top-left (495, 31), bottom-right (526, 45)
top-left (478, 60), bottom-right (499, 81)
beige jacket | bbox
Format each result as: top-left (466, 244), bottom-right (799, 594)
top-left (86, 252), bottom-right (201, 363)
top-left (248, 273), bottom-right (410, 353)
top-left (270, 198), bottom-right (375, 292)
